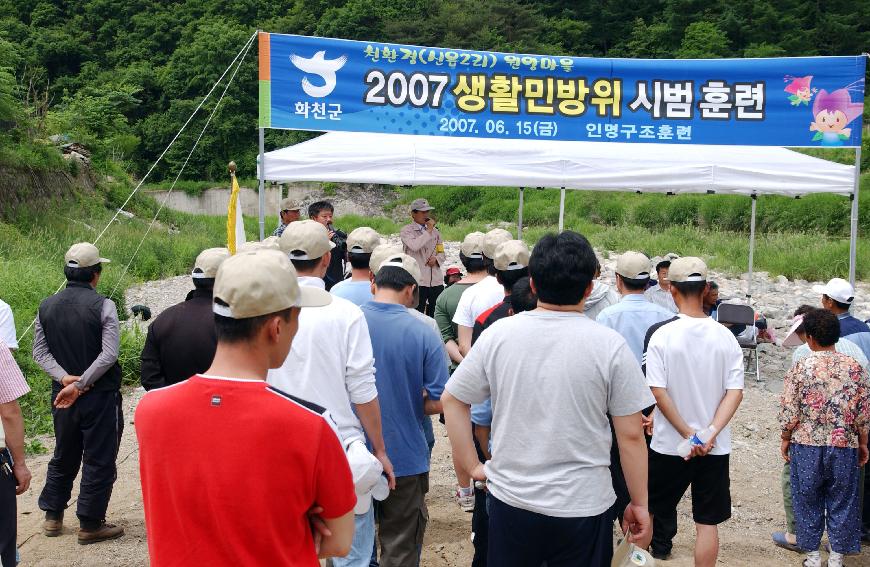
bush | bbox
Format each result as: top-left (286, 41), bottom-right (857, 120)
top-left (593, 200), bottom-right (625, 225)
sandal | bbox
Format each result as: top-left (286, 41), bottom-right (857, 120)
top-left (772, 531), bottom-right (802, 553)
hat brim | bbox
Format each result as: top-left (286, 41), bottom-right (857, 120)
top-left (297, 286), bottom-right (333, 308)
top-left (413, 206), bottom-right (434, 211)
top-left (781, 319), bottom-right (805, 347)
top-left (811, 284), bottom-right (827, 295)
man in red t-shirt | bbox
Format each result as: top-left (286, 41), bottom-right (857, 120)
top-left (136, 249), bottom-right (356, 566)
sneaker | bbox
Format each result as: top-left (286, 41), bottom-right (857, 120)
top-left (77, 522), bottom-right (124, 545)
top-left (650, 549), bottom-right (671, 561)
top-left (43, 512), bottom-right (63, 537)
top-left (455, 490), bottom-right (475, 513)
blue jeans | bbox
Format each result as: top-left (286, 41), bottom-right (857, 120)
top-left (422, 416), bottom-right (435, 459)
top-left (333, 507), bottom-right (376, 567)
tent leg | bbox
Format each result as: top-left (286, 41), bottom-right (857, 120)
top-left (849, 146), bottom-right (862, 286)
top-left (558, 187), bottom-right (566, 232)
top-left (518, 187), bottom-right (524, 239)
top-left (258, 128), bottom-right (266, 241)
top-left (747, 194), bottom-right (757, 301)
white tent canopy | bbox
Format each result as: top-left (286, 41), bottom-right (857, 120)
top-left (261, 131), bottom-right (855, 196)
top-left (258, 131), bottom-right (860, 292)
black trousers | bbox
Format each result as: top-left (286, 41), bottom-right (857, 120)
top-left (487, 495), bottom-right (612, 567)
top-left (609, 415), bottom-right (677, 555)
top-left (471, 427), bottom-right (489, 567)
top-left (416, 285), bottom-right (444, 317)
top-left (38, 390), bottom-right (123, 525)
top-left (1, 449), bottom-right (16, 567)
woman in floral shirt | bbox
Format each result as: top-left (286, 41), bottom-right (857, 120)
top-left (779, 308), bottom-right (870, 567)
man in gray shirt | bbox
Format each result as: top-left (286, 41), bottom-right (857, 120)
top-left (32, 242), bottom-right (124, 544)
top-left (442, 231), bottom-right (654, 567)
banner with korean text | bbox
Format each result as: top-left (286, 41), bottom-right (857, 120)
top-left (258, 32), bottom-right (866, 147)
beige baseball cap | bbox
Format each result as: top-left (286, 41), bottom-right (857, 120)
top-left (483, 228), bottom-right (513, 259)
top-left (236, 241), bottom-right (265, 253)
top-left (279, 219), bottom-right (336, 260)
top-left (493, 240), bottom-right (530, 271)
top-left (460, 231), bottom-right (486, 258)
top-left (347, 227), bottom-right (382, 254)
top-left (616, 251), bottom-right (652, 280)
top-left (410, 198), bottom-right (434, 212)
top-left (261, 236), bottom-right (281, 250)
top-left (192, 247), bottom-right (230, 279)
top-left (668, 257), bottom-right (708, 283)
top-left (377, 252), bottom-right (422, 284)
top-left (369, 244), bottom-right (403, 273)
top-left (65, 242), bottom-right (110, 268)
top-left (280, 197), bottom-right (305, 211)
top-left (213, 249), bottom-right (331, 319)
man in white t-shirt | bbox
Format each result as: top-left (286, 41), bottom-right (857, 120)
top-left (642, 257), bottom-right (744, 565)
top-left (453, 228), bottom-right (512, 356)
top-left (268, 220), bottom-right (394, 567)
top-left (443, 231), bottom-right (654, 566)
top-left (0, 300), bottom-right (17, 350)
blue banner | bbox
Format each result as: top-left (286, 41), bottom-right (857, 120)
top-left (259, 32), bottom-right (866, 147)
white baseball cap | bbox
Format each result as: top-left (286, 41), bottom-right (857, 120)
top-left (346, 440), bottom-right (389, 514)
top-left (812, 278), bottom-right (854, 305)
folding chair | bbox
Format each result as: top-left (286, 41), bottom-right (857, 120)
top-left (715, 302), bottom-right (761, 382)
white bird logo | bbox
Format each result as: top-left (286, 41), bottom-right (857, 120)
top-left (290, 51), bottom-right (348, 98)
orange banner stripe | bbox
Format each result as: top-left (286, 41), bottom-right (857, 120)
top-left (258, 32), bottom-right (270, 81)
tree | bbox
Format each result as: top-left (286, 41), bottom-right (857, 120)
top-left (676, 21), bottom-right (730, 58)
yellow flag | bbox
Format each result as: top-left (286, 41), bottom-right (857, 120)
top-left (226, 173), bottom-right (245, 254)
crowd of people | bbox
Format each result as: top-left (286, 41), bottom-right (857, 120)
top-left (1, 198), bottom-right (869, 567)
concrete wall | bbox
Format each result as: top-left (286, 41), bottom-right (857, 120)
top-left (146, 182), bottom-right (395, 219)
top-left (147, 185), bottom-right (282, 217)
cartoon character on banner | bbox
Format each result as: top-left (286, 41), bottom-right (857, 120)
top-left (783, 75), bottom-right (816, 106)
top-left (809, 88), bottom-right (864, 146)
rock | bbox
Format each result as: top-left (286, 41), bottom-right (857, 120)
top-left (775, 275), bottom-right (789, 285)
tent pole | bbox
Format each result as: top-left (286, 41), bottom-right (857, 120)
top-left (849, 145), bottom-right (862, 286)
top-left (747, 194), bottom-right (757, 301)
top-left (558, 187), bottom-right (566, 232)
top-left (518, 187), bottom-right (524, 239)
top-left (258, 127), bottom-right (265, 240)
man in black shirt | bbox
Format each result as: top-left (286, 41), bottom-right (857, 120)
top-left (140, 247), bottom-right (229, 390)
top-left (32, 242), bottom-right (124, 544)
top-left (471, 240), bottom-right (531, 344)
top-left (309, 201), bottom-right (347, 290)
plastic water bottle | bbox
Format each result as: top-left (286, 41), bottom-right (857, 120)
top-left (677, 426), bottom-right (717, 458)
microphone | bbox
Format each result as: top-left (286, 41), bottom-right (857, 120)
top-left (327, 222), bottom-right (335, 232)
